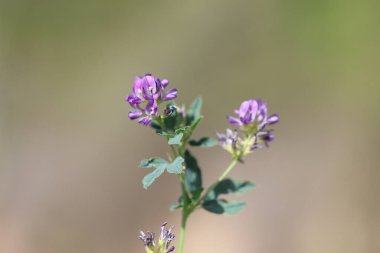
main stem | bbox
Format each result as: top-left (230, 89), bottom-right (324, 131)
top-left (177, 205), bottom-right (188, 253)
top-left (177, 172), bottom-right (189, 253)
top-left (174, 142), bottom-right (238, 253)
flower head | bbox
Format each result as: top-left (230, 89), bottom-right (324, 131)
top-left (227, 99), bottom-right (279, 131)
top-left (126, 74), bottom-right (178, 126)
top-left (139, 223), bottom-right (175, 253)
top-left (220, 98), bottom-right (279, 159)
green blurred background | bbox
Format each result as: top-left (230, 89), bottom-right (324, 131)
top-left (1, 0), bottom-right (379, 252)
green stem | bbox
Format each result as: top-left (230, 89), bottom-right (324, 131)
top-left (218, 158), bottom-right (238, 182)
top-left (177, 206), bottom-right (188, 253)
top-left (191, 158), bottom-right (239, 211)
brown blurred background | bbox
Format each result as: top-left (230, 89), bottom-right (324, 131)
top-left (1, 0), bottom-right (379, 252)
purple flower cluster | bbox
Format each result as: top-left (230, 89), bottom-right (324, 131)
top-left (218, 99), bottom-right (279, 158)
top-left (139, 222), bottom-right (175, 253)
top-left (227, 99), bottom-right (279, 130)
top-left (126, 74), bottom-right (178, 125)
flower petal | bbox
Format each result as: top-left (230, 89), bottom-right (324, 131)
top-left (125, 94), bottom-right (142, 108)
top-left (138, 116), bottom-right (152, 126)
top-left (163, 88), bottom-right (177, 101)
top-left (128, 109), bottom-right (142, 120)
top-left (267, 114), bottom-right (279, 124)
top-left (227, 116), bottom-right (241, 125)
top-left (133, 76), bottom-right (144, 98)
top-left (160, 79), bottom-right (169, 88)
top-left (145, 99), bottom-right (158, 116)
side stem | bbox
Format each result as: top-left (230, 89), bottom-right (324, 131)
top-left (218, 158), bottom-right (238, 182)
top-left (192, 158), bottom-right (239, 208)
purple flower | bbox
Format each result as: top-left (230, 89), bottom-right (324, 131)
top-left (251, 130), bottom-right (275, 150)
top-left (139, 223), bottom-right (175, 253)
top-left (220, 98), bottom-right (279, 158)
top-left (126, 74), bottom-right (178, 126)
top-left (227, 99), bottom-right (279, 130)
top-left (217, 129), bottom-right (241, 155)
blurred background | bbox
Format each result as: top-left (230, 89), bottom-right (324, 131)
top-left (1, 0), bottom-right (379, 252)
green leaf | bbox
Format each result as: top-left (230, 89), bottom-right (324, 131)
top-left (139, 157), bottom-right (167, 170)
top-left (189, 117), bottom-right (202, 132)
top-left (156, 127), bottom-right (189, 145)
top-left (184, 150), bottom-right (203, 194)
top-left (140, 156), bottom-right (184, 189)
top-left (142, 167), bottom-right (166, 189)
top-left (150, 119), bottom-right (162, 130)
top-left (156, 129), bottom-right (174, 137)
top-left (168, 132), bottom-right (183, 145)
top-left (186, 96), bottom-right (202, 125)
top-left (202, 199), bottom-right (246, 215)
top-left (189, 137), bottom-right (218, 147)
top-left (191, 187), bottom-right (204, 202)
top-left (166, 156), bottom-right (184, 174)
top-left (205, 178), bottom-right (255, 200)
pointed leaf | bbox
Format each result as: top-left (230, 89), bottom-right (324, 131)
top-left (186, 96), bottom-right (202, 125)
top-left (189, 137), bottom-right (218, 147)
top-left (166, 156), bottom-right (184, 174)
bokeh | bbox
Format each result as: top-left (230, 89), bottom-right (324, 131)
top-left (1, 0), bottom-right (379, 252)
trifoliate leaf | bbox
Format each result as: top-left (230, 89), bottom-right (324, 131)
top-left (189, 137), bottom-right (218, 147)
top-left (140, 156), bottom-right (184, 189)
top-left (156, 127), bottom-right (189, 145)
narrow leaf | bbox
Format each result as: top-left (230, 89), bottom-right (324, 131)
top-left (186, 96), bottom-right (202, 125)
top-left (189, 137), bottom-right (218, 147)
